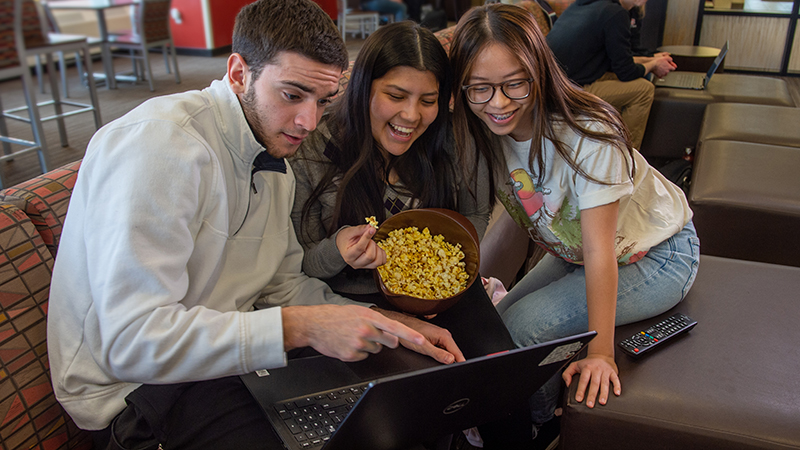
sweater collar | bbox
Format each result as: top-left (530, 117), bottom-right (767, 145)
top-left (207, 77), bottom-right (285, 174)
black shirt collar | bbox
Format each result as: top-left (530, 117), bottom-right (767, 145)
top-left (252, 151), bottom-right (286, 174)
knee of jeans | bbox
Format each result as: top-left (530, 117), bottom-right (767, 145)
top-left (505, 317), bottom-right (561, 348)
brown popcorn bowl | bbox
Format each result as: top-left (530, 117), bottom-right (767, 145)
top-left (372, 208), bottom-right (480, 316)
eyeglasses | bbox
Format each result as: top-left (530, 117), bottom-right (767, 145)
top-left (461, 78), bottom-right (534, 104)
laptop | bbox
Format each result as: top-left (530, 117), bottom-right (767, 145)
top-left (654, 41), bottom-right (729, 90)
top-left (242, 331), bottom-right (596, 450)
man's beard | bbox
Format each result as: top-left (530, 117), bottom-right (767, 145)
top-left (240, 83), bottom-right (270, 149)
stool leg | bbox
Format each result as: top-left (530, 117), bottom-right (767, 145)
top-left (45, 53), bottom-right (69, 147)
top-left (130, 49), bottom-right (138, 80)
top-left (141, 48), bottom-right (155, 92)
top-left (0, 96), bottom-right (12, 157)
top-left (75, 50), bottom-right (86, 86)
top-left (58, 51), bottom-right (70, 98)
top-left (163, 45), bottom-right (170, 74)
top-left (35, 55), bottom-right (45, 94)
top-left (82, 45), bottom-right (103, 129)
top-left (101, 43), bottom-right (117, 90)
top-left (21, 70), bottom-right (50, 173)
top-left (170, 43), bottom-right (180, 84)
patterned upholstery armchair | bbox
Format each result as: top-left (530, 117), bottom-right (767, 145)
top-left (0, 198), bottom-right (91, 450)
top-left (0, 161), bottom-right (81, 258)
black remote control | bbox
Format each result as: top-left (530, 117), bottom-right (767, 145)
top-left (618, 312), bottom-right (697, 358)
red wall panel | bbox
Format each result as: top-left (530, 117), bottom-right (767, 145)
top-left (209, 0), bottom-right (250, 49)
top-left (315, 0), bottom-right (337, 19)
top-left (170, 0), bottom-right (340, 51)
top-left (170, 0), bottom-right (207, 49)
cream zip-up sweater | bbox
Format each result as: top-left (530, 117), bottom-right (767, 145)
top-left (47, 77), bottom-right (364, 430)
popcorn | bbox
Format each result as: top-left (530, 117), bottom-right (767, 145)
top-left (376, 226), bottom-right (469, 299)
top-left (365, 216), bottom-right (379, 229)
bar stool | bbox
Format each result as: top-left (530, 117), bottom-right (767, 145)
top-left (1, 0), bottom-right (102, 187)
top-left (338, 0), bottom-right (379, 43)
top-left (104, 0), bottom-right (181, 92)
top-left (36, 1), bottom-right (104, 98)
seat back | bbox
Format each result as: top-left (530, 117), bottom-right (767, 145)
top-left (0, 0), bottom-right (47, 69)
top-left (40, 0), bottom-right (64, 34)
top-left (515, 0), bottom-right (553, 35)
top-left (133, 0), bottom-right (173, 43)
top-left (0, 201), bottom-right (92, 450)
top-left (0, 160), bottom-right (81, 257)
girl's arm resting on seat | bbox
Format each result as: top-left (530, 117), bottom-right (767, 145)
top-left (562, 201), bottom-right (622, 408)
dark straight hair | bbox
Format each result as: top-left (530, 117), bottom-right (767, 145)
top-left (449, 3), bottom-right (634, 202)
top-left (300, 21), bottom-right (459, 237)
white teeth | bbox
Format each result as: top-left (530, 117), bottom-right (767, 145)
top-left (390, 123), bottom-right (413, 135)
top-left (490, 111), bottom-right (514, 121)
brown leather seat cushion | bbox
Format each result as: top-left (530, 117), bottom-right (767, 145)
top-left (640, 74), bottom-right (795, 162)
top-left (689, 139), bottom-right (800, 267)
top-left (560, 256), bottom-right (800, 450)
top-left (698, 103), bottom-right (800, 151)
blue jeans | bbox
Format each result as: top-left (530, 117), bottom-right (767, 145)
top-left (360, 0), bottom-right (407, 22)
top-left (496, 221), bottom-right (700, 427)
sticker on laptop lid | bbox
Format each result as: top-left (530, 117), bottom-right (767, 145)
top-left (539, 342), bottom-right (585, 366)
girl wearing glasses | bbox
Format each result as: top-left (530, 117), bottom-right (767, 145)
top-left (449, 2), bottom-right (699, 437)
top-left (289, 21), bottom-right (491, 304)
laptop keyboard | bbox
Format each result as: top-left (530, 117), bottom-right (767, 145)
top-left (671, 73), bottom-right (701, 88)
top-left (272, 383), bottom-right (371, 448)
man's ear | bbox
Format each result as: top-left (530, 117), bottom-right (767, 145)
top-left (227, 53), bottom-right (248, 95)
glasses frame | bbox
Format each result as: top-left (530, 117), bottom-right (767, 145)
top-left (461, 78), bottom-right (534, 104)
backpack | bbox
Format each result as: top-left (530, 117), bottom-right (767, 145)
top-left (657, 158), bottom-right (693, 196)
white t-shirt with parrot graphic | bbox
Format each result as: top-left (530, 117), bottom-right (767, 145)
top-left (497, 122), bottom-right (692, 265)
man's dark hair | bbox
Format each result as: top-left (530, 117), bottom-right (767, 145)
top-left (232, 0), bottom-right (349, 79)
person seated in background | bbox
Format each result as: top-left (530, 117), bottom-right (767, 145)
top-left (46, 0), bottom-right (462, 447)
top-left (361, 0), bottom-right (408, 22)
top-left (545, 0), bottom-right (677, 150)
top-left (289, 20), bottom-right (491, 304)
top-left (629, 3), bottom-right (651, 57)
top-left (405, 0), bottom-right (425, 22)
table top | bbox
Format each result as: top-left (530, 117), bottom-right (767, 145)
top-left (658, 45), bottom-right (721, 58)
top-left (44, 0), bottom-right (135, 10)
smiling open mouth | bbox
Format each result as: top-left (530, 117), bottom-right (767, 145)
top-left (389, 123), bottom-right (413, 138)
top-left (489, 111), bottom-right (515, 121)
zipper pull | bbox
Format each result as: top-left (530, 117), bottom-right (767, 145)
top-left (251, 179), bottom-right (258, 194)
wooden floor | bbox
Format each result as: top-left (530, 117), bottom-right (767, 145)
top-left (1, 45), bottom-right (799, 188)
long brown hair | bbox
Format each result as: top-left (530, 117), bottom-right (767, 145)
top-left (449, 3), bottom-right (634, 203)
top-left (298, 21), bottom-right (457, 239)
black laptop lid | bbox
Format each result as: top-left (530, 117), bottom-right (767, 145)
top-left (324, 331), bottom-right (595, 450)
top-left (704, 40), bottom-right (729, 83)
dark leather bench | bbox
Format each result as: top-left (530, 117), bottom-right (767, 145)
top-left (697, 102), bottom-right (800, 151)
top-left (640, 74), bottom-right (795, 165)
top-left (560, 255), bottom-right (800, 449)
top-left (688, 139), bottom-right (800, 267)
